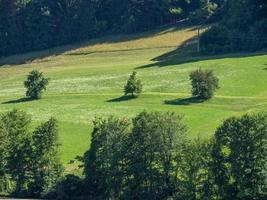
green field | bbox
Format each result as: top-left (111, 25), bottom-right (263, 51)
top-left (0, 26), bottom-right (267, 173)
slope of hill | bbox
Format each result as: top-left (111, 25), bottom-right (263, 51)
top-left (0, 25), bottom-right (266, 173)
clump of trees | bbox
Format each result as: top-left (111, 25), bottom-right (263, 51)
top-left (79, 111), bottom-right (267, 200)
top-left (24, 70), bottom-right (49, 100)
top-left (200, 0), bottom-right (267, 53)
top-left (1, 109), bottom-right (266, 200)
top-left (0, 110), bottom-right (62, 198)
top-left (124, 71), bottom-right (142, 97)
top-left (213, 113), bottom-right (267, 199)
top-left (190, 69), bottom-right (219, 100)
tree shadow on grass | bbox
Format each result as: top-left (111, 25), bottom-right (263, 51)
top-left (136, 35), bottom-right (267, 69)
top-left (164, 96), bottom-right (204, 106)
top-left (107, 95), bottom-right (137, 102)
top-left (2, 97), bottom-right (33, 104)
top-left (0, 22), bottom-right (192, 66)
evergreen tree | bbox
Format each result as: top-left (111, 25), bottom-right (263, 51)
top-left (124, 71), bottom-right (142, 97)
top-left (1, 110), bottom-right (32, 195)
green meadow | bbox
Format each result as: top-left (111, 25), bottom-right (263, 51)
top-left (0, 26), bottom-right (267, 173)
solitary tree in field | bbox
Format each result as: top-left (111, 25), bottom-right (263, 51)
top-left (189, 69), bottom-right (219, 100)
top-left (24, 70), bottom-right (49, 100)
top-left (124, 71), bottom-right (142, 97)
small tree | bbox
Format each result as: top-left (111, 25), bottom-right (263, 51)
top-left (124, 71), bottom-right (142, 97)
top-left (24, 70), bottom-right (49, 99)
top-left (190, 69), bottom-right (219, 100)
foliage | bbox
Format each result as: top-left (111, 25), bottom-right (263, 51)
top-left (0, 110), bottom-right (62, 197)
top-left (30, 118), bottom-right (63, 197)
top-left (0, 0), bottom-right (224, 56)
top-left (190, 69), bottom-right (219, 100)
top-left (125, 111), bottom-right (187, 200)
top-left (84, 111), bottom-right (187, 199)
top-left (213, 113), bottom-right (267, 200)
top-left (176, 138), bottom-right (217, 200)
top-left (84, 117), bottom-right (131, 199)
top-left (124, 71), bottom-right (143, 97)
top-left (201, 0), bottom-right (267, 53)
top-left (54, 175), bottom-right (84, 200)
top-left (24, 70), bottom-right (49, 99)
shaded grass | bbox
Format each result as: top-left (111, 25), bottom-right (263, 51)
top-left (107, 95), bottom-right (137, 102)
top-left (165, 96), bottom-right (204, 105)
top-left (2, 97), bottom-right (33, 104)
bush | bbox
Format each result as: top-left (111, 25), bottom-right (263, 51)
top-left (24, 70), bottom-right (49, 100)
top-left (124, 71), bottom-right (142, 97)
top-left (189, 69), bottom-right (219, 100)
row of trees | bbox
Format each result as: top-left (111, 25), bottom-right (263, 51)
top-left (22, 68), bottom-right (219, 101)
top-left (0, 110), bottom-right (62, 197)
top-left (53, 111), bottom-right (266, 200)
top-left (0, 0), bottom-right (224, 57)
top-left (0, 110), bottom-right (266, 199)
top-left (200, 0), bottom-right (267, 53)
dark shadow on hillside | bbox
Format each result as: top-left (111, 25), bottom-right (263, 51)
top-left (2, 97), bottom-right (33, 104)
top-left (107, 95), bottom-right (137, 102)
top-left (136, 38), bottom-right (267, 69)
top-left (165, 96), bottom-right (204, 106)
top-left (0, 22), bottom-right (192, 66)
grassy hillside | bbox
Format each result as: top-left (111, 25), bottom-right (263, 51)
top-left (0, 25), bottom-right (266, 173)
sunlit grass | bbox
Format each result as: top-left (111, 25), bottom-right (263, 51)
top-left (0, 25), bottom-right (266, 173)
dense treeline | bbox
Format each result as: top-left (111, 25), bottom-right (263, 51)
top-left (0, 110), bottom-right (62, 198)
top-left (0, 0), bottom-right (223, 57)
top-left (201, 0), bottom-right (267, 53)
top-left (60, 111), bottom-right (267, 200)
top-left (0, 109), bottom-right (266, 199)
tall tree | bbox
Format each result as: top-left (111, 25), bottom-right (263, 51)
top-left (84, 117), bottom-right (130, 199)
top-left (30, 118), bottom-right (63, 197)
top-left (1, 110), bottom-right (32, 195)
top-left (125, 111), bottom-right (187, 199)
top-left (213, 113), bottom-right (267, 200)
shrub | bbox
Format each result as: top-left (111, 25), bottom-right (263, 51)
top-left (24, 70), bottom-right (49, 100)
top-left (189, 69), bottom-right (219, 100)
top-left (124, 71), bottom-right (142, 97)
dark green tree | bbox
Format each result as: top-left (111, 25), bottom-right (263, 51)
top-left (189, 69), bottom-right (219, 100)
top-left (213, 113), bottom-right (267, 200)
top-left (30, 118), bottom-right (63, 197)
top-left (0, 117), bottom-right (13, 193)
top-left (124, 71), bottom-right (142, 97)
top-left (0, 110), bottom-right (62, 197)
top-left (125, 111), bottom-right (187, 200)
top-left (84, 117), bottom-right (130, 199)
top-left (1, 110), bottom-right (32, 195)
top-left (176, 138), bottom-right (217, 200)
top-left (24, 70), bottom-right (49, 100)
